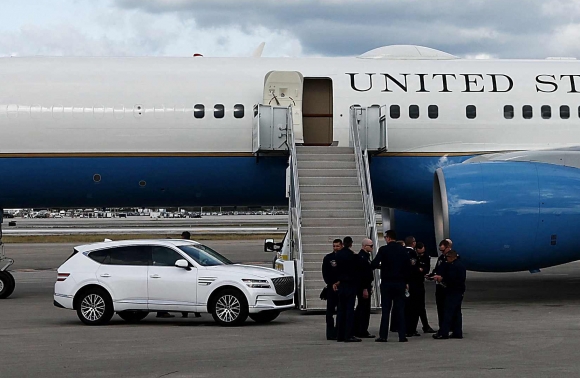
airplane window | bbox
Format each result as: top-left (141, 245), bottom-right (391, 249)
top-left (541, 105), bottom-right (551, 119)
top-left (466, 105), bottom-right (476, 119)
top-left (409, 105), bottom-right (419, 119)
top-left (560, 105), bottom-right (570, 119)
top-left (504, 105), bottom-right (514, 119)
top-left (390, 105), bottom-right (400, 119)
top-left (523, 105), bottom-right (533, 119)
top-left (194, 104), bottom-right (204, 119)
top-left (428, 105), bottom-right (438, 119)
top-left (234, 104), bottom-right (244, 119)
top-left (214, 104), bottom-right (225, 119)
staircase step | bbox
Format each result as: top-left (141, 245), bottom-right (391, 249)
top-left (301, 193), bottom-right (362, 202)
top-left (299, 177), bottom-right (358, 186)
top-left (302, 217), bottom-right (366, 227)
top-left (296, 146), bottom-right (353, 154)
top-left (298, 169), bottom-right (357, 178)
top-left (297, 161), bottom-right (357, 170)
top-left (301, 234), bottom-right (368, 244)
top-left (297, 154), bottom-right (355, 162)
top-left (302, 209), bottom-right (365, 218)
top-left (301, 200), bottom-right (362, 210)
top-left (301, 226), bottom-right (367, 236)
top-left (300, 185), bottom-right (360, 194)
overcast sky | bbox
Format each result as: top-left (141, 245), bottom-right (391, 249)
top-left (2, 0), bottom-right (580, 59)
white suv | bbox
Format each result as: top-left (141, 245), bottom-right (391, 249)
top-left (54, 239), bottom-right (295, 326)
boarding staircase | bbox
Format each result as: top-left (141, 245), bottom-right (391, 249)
top-left (253, 104), bottom-right (387, 311)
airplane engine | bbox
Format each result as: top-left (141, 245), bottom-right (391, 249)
top-left (433, 161), bottom-right (580, 272)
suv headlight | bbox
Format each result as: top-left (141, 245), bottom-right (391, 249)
top-left (242, 279), bottom-right (271, 288)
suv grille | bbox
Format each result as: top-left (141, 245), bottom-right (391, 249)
top-left (272, 277), bottom-right (294, 297)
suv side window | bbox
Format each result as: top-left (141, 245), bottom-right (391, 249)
top-left (88, 249), bottom-right (108, 264)
top-left (151, 246), bottom-right (184, 266)
top-left (107, 246), bottom-right (150, 266)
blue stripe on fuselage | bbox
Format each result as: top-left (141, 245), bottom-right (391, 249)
top-left (0, 154), bottom-right (473, 210)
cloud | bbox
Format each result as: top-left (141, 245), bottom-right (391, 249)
top-left (112, 0), bottom-right (580, 58)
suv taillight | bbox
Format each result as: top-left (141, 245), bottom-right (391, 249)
top-left (57, 273), bottom-right (70, 282)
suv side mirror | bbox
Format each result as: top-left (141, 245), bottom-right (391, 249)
top-left (175, 259), bottom-right (191, 270)
top-left (264, 239), bottom-right (275, 252)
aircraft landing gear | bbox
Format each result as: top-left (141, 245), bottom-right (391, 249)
top-left (0, 211), bottom-right (15, 299)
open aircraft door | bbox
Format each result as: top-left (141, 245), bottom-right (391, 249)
top-left (263, 71), bottom-right (304, 144)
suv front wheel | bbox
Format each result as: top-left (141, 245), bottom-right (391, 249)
top-left (210, 288), bottom-right (248, 327)
top-left (76, 288), bottom-right (114, 325)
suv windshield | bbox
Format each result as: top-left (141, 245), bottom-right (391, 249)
top-left (177, 244), bottom-right (233, 266)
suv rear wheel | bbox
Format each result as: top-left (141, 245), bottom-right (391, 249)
top-left (76, 287), bottom-right (114, 325)
top-left (211, 288), bottom-right (248, 327)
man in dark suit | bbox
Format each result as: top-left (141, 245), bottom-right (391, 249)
top-left (354, 238), bottom-right (375, 338)
top-left (334, 236), bottom-right (361, 342)
top-left (322, 238), bottom-right (342, 340)
top-left (430, 239), bottom-right (451, 330)
top-left (433, 250), bottom-right (466, 339)
top-left (371, 230), bottom-right (411, 342)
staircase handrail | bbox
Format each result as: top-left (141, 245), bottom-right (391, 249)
top-left (350, 106), bottom-right (381, 306)
top-left (286, 106), bottom-right (305, 309)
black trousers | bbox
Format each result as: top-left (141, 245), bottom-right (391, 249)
top-left (325, 288), bottom-right (339, 339)
top-left (435, 285), bottom-right (446, 329)
top-left (439, 291), bottom-right (464, 337)
top-left (336, 284), bottom-right (357, 341)
top-left (405, 282), bottom-right (425, 334)
top-left (379, 282), bottom-right (406, 340)
top-left (354, 288), bottom-right (371, 336)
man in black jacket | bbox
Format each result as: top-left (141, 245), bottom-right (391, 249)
top-left (405, 237), bottom-right (431, 337)
top-left (334, 236), bottom-right (361, 342)
top-left (430, 239), bottom-right (451, 330)
top-left (354, 238), bottom-right (375, 338)
top-left (371, 230), bottom-right (411, 342)
top-left (322, 238), bottom-right (342, 340)
top-left (415, 242), bottom-right (435, 333)
top-left (433, 250), bottom-right (466, 339)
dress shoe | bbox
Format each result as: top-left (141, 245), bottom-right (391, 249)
top-left (432, 334), bottom-right (449, 340)
top-left (399, 338), bottom-right (408, 342)
top-left (423, 327), bottom-right (436, 333)
top-left (327, 336), bottom-right (337, 341)
top-left (375, 337), bottom-right (388, 342)
top-left (356, 334), bottom-right (376, 338)
top-left (406, 332), bottom-right (421, 337)
top-left (344, 337), bottom-right (362, 343)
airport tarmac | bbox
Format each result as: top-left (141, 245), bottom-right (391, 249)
top-left (2, 215), bottom-right (288, 236)
top-left (2, 241), bottom-right (580, 377)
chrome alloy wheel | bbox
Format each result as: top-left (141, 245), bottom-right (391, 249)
top-left (215, 294), bottom-right (241, 323)
top-left (81, 294), bottom-right (106, 321)
top-left (0, 278), bottom-right (4, 292)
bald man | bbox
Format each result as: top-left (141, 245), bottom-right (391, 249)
top-left (354, 238), bottom-right (375, 338)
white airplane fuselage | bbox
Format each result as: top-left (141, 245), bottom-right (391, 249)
top-left (2, 48), bottom-right (580, 271)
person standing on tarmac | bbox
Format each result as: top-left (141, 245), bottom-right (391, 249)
top-left (430, 239), bottom-right (452, 330)
top-left (372, 230), bottom-right (412, 343)
top-left (334, 236), bottom-right (362, 342)
top-left (404, 238), bottom-right (435, 336)
top-left (322, 238), bottom-right (342, 340)
top-left (433, 250), bottom-right (466, 339)
top-left (354, 238), bottom-right (375, 339)
top-left (415, 242), bottom-right (436, 333)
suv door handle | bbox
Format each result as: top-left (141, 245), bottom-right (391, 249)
top-left (100, 273), bottom-right (111, 278)
top-left (150, 274), bottom-right (161, 279)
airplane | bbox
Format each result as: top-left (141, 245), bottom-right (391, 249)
top-left (1, 44), bottom-right (580, 274)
